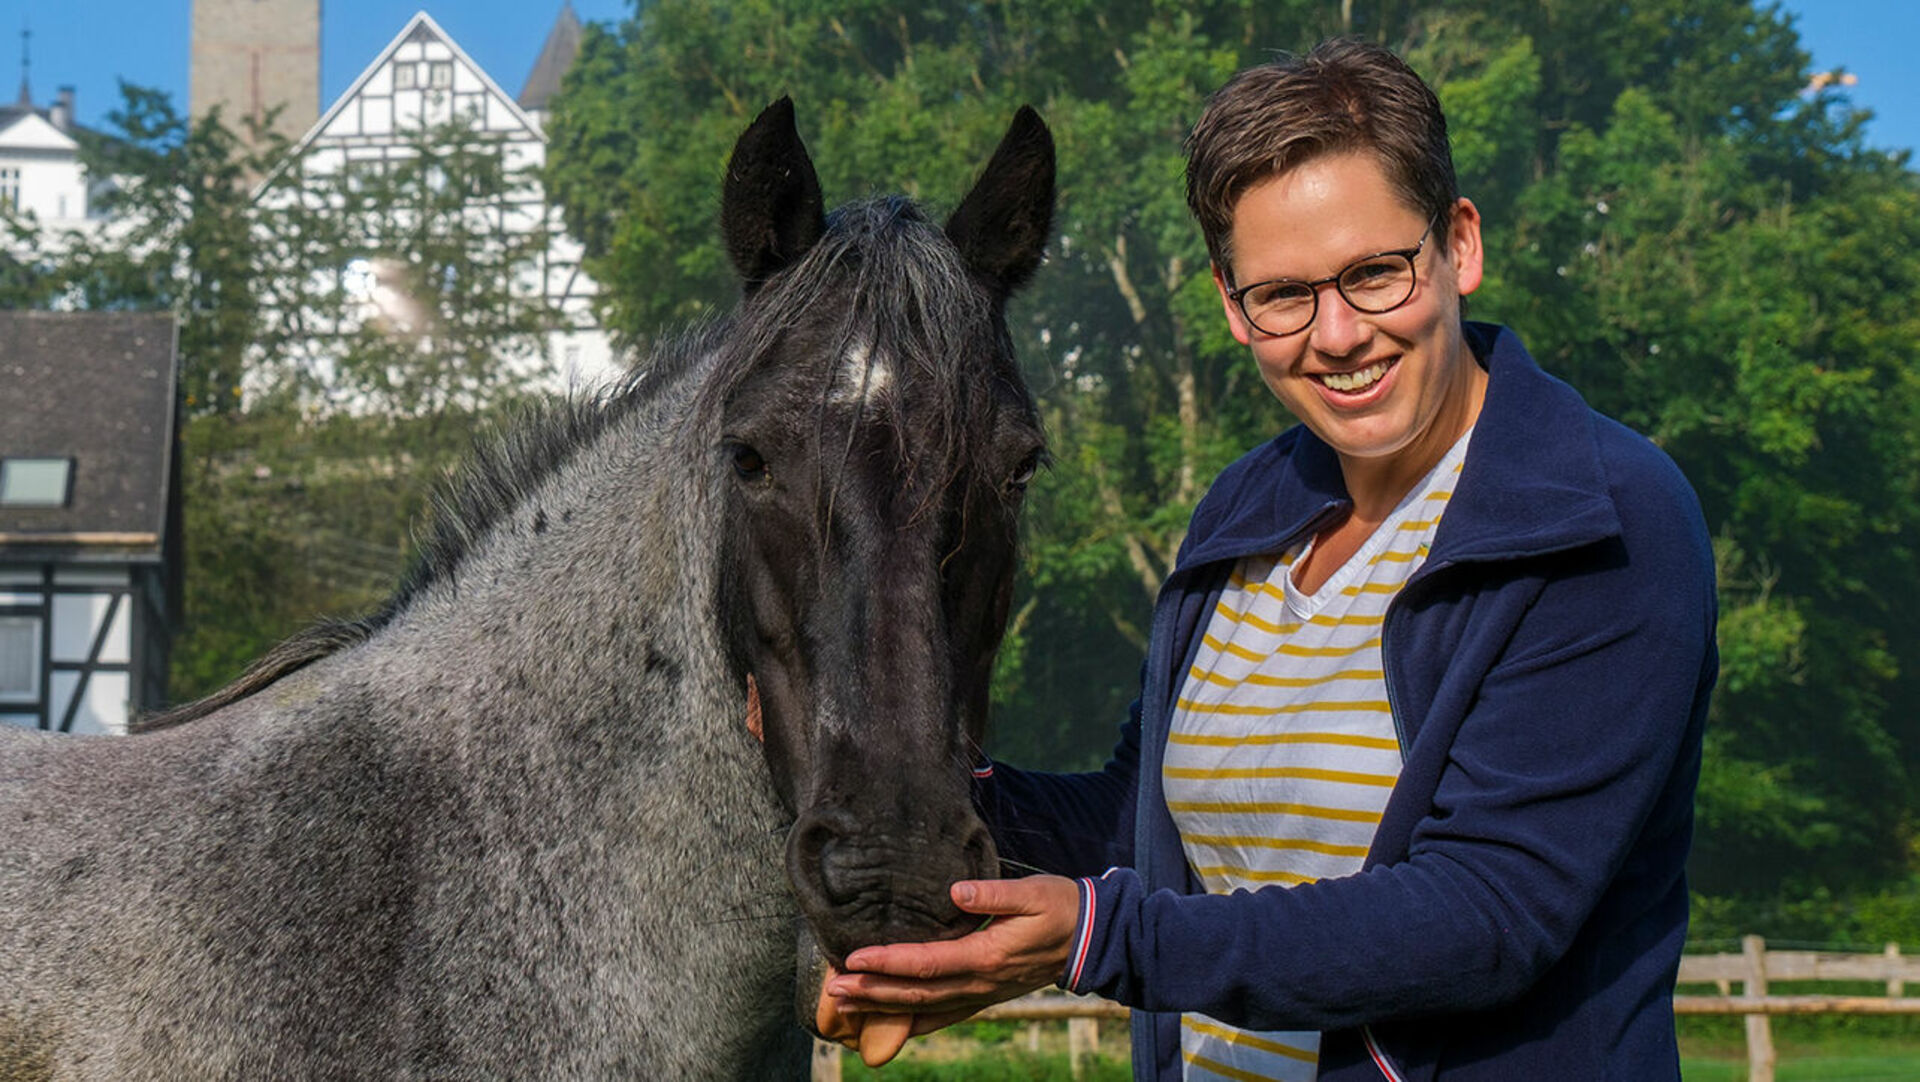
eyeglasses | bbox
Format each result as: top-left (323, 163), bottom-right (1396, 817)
top-left (1225, 217), bottom-right (1439, 337)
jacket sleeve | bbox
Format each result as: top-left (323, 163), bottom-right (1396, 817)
top-left (972, 693), bottom-right (1142, 880)
top-left (1059, 466), bottom-right (1717, 1030)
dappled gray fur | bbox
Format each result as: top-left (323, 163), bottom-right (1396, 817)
top-left (1, 346), bottom-right (810, 1078)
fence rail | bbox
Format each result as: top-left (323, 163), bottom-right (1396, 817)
top-left (1674, 935), bottom-right (1920, 1082)
top-left (813, 936), bottom-right (1917, 1082)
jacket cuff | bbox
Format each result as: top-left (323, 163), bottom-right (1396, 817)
top-left (1060, 867), bottom-right (1131, 994)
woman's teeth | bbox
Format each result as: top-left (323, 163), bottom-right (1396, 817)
top-left (1318, 360), bottom-right (1391, 392)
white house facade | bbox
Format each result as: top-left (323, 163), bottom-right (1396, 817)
top-left (256, 10), bottom-right (617, 400)
top-left (0, 87), bottom-right (104, 252)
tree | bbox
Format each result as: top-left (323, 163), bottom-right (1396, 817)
top-left (0, 86), bottom-right (284, 413)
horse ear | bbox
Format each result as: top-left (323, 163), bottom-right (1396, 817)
top-left (945, 106), bottom-right (1055, 298)
top-left (723, 97), bottom-right (827, 291)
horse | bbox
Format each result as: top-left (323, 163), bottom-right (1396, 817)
top-left (0, 98), bottom-right (1054, 1080)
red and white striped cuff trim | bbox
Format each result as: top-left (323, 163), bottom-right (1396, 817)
top-left (1063, 875), bottom-right (1098, 991)
top-left (970, 758), bottom-right (995, 779)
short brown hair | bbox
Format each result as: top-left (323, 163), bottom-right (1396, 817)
top-left (1185, 39), bottom-right (1458, 277)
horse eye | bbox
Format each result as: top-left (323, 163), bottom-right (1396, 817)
top-left (1006, 452), bottom-right (1040, 495)
top-left (729, 442), bottom-right (769, 481)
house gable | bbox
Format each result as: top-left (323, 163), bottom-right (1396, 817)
top-left (0, 109), bottom-right (82, 155)
top-left (292, 11), bottom-right (541, 156)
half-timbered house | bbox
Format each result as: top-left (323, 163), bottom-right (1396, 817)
top-left (0, 311), bottom-right (180, 734)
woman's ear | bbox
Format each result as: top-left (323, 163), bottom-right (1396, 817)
top-left (1447, 197), bottom-right (1485, 297)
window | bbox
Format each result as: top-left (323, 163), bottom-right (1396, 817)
top-left (429, 62), bottom-right (453, 88)
top-left (394, 63), bottom-right (419, 90)
top-left (0, 458), bottom-right (73, 507)
top-left (0, 167), bottom-right (19, 212)
top-left (0, 617), bottom-right (38, 702)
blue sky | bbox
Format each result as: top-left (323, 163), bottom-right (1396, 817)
top-left (7, 1), bottom-right (1916, 158)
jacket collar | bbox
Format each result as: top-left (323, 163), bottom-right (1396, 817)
top-left (1175, 322), bottom-right (1621, 575)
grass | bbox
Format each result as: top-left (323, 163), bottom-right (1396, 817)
top-left (833, 1017), bottom-right (1130, 1080)
top-left (1680, 1025), bottom-right (1920, 1081)
top-left (821, 1018), bottom-right (1920, 1080)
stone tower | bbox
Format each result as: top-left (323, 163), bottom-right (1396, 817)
top-left (189, 0), bottom-right (320, 145)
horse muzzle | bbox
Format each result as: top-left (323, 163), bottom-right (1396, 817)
top-left (784, 804), bottom-right (998, 965)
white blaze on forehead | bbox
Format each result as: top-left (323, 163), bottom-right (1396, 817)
top-left (832, 339), bottom-right (892, 405)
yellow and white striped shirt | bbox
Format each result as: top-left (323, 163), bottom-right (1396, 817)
top-left (1163, 428), bottom-right (1471, 1082)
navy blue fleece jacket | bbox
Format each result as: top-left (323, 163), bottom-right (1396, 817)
top-left (974, 323), bottom-right (1716, 1081)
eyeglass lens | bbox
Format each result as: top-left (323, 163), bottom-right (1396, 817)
top-left (1238, 252), bottom-right (1418, 336)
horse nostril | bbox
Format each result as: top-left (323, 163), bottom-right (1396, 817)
top-left (788, 810), bottom-right (862, 907)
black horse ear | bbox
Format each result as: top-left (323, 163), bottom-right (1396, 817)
top-left (723, 97), bottom-right (827, 291)
top-left (945, 106), bottom-right (1055, 298)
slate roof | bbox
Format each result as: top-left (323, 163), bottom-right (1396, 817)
top-left (518, 2), bottom-right (582, 113)
top-left (0, 311), bottom-right (179, 557)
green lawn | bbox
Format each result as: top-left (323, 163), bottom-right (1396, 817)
top-left (1678, 1013), bottom-right (1920, 1080)
top-left (1682, 1052), bottom-right (1920, 1081)
top-left (828, 1024), bottom-right (1920, 1079)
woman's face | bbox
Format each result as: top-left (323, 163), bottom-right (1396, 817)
top-left (1213, 151), bottom-right (1486, 487)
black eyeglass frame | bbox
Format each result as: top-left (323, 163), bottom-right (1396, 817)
top-left (1225, 215), bottom-right (1442, 338)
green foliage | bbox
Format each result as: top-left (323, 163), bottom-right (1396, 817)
top-left (0, 86), bottom-right (288, 413)
top-left (169, 404), bottom-right (507, 703)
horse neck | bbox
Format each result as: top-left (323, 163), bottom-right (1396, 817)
top-left (359, 375), bottom-right (772, 833)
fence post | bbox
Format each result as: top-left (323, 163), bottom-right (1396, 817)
top-left (1888, 942), bottom-right (1904, 999)
top-left (811, 1038), bottom-right (843, 1082)
top-left (1743, 934), bottom-right (1775, 1082)
top-left (1069, 1016), bottom-right (1096, 1079)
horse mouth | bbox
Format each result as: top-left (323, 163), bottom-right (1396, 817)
top-left (787, 811), bottom-right (998, 965)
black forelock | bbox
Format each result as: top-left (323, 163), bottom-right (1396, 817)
top-left (696, 196), bottom-right (1023, 505)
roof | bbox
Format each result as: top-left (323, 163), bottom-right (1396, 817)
top-left (518, 2), bottom-right (582, 112)
top-left (0, 311), bottom-right (179, 558)
top-left (0, 105), bottom-right (84, 152)
top-left (257, 10), bottom-right (545, 195)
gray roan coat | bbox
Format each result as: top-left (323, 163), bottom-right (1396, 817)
top-left (0, 99), bottom-right (1055, 1080)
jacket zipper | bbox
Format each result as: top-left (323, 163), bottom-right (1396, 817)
top-left (1365, 563), bottom-right (1448, 1080)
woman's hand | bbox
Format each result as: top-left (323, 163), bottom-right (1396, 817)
top-left (814, 875), bottom-right (1082, 1066)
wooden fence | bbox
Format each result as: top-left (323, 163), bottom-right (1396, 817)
top-left (812, 937), bottom-right (1920, 1082)
top-left (1675, 935), bottom-right (1920, 1082)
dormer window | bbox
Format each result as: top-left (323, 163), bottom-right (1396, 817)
top-left (0, 457), bottom-right (74, 507)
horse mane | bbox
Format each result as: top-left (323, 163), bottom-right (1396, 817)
top-left (130, 333), bottom-right (716, 733)
top-left (133, 195), bottom-right (1014, 734)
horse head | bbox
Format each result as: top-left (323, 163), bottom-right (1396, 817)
top-left (707, 98), bottom-right (1052, 967)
